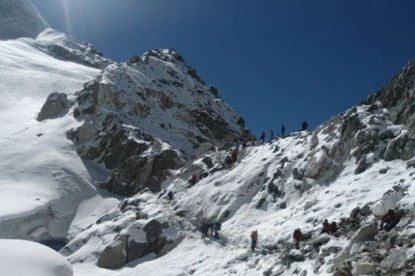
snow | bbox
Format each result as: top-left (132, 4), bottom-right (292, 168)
top-left (63, 129), bottom-right (415, 275)
top-left (0, 27), bottom-right (107, 241)
top-left (1, 3), bottom-right (415, 275)
top-left (0, 239), bottom-right (72, 276)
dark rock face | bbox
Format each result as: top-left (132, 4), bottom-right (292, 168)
top-left (97, 236), bottom-right (128, 269)
top-left (127, 240), bottom-right (150, 262)
top-left (96, 219), bottom-right (174, 269)
top-left (63, 49), bottom-right (249, 196)
top-left (103, 148), bottom-right (185, 195)
top-left (37, 92), bottom-right (70, 121)
top-left (68, 115), bottom-right (185, 195)
top-left (46, 44), bottom-right (109, 69)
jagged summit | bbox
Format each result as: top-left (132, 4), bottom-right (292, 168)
top-left (0, 0), bottom-right (48, 40)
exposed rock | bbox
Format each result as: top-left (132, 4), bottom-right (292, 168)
top-left (352, 259), bottom-right (377, 276)
top-left (350, 223), bottom-right (378, 244)
top-left (37, 92), bottom-right (70, 121)
top-left (143, 219), bottom-right (171, 254)
top-left (96, 235), bottom-right (127, 269)
top-left (312, 235), bottom-right (331, 248)
top-left (380, 248), bottom-right (413, 271)
top-left (103, 148), bottom-right (185, 195)
top-left (371, 187), bottom-right (406, 216)
top-left (127, 240), bottom-right (150, 263)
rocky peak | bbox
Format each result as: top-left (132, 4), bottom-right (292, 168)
top-left (364, 59), bottom-right (415, 130)
top-left (0, 0), bottom-right (48, 40)
top-left (51, 48), bottom-right (250, 195)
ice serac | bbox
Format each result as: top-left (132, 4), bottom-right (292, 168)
top-left (0, 0), bottom-right (48, 40)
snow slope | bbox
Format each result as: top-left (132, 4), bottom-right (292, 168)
top-left (1, 2), bottom-right (415, 275)
top-left (69, 126), bottom-right (415, 276)
top-left (0, 29), bottom-right (112, 240)
top-left (0, 239), bottom-right (73, 276)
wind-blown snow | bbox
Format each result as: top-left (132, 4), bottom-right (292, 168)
top-left (0, 0), bottom-right (48, 40)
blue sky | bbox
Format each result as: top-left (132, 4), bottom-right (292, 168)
top-left (32, 0), bottom-right (415, 138)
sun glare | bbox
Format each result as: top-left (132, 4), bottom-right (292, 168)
top-left (61, 0), bottom-right (72, 35)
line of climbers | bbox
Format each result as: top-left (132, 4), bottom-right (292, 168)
top-left (256, 121), bottom-right (309, 144)
top-left (200, 221), bottom-right (222, 240)
top-left (249, 209), bottom-right (402, 252)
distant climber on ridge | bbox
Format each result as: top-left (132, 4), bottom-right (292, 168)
top-left (281, 124), bottom-right (286, 137)
top-left (260, 131), bottom-right (266, 144)
top-left (301, 121), bottom-right (308, 131)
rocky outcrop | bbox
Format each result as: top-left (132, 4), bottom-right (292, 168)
top-left (96, 218), bottom-right (177, 269)
top-left (97, 236), bottom-right (128, 269)
top-left (64, 49), bottom-right (249, 196)
top-left (37, 92), bottom-right (70, 121)
top-left (102, 148), bottom-right (185, 195)
top-left (68, 115), bottom-right (185, 195)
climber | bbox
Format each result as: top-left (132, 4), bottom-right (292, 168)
top-left (250, 230), bottom-right (258, 251)
top-left (231, 147), bottom-right (239, 163)
top-left (167, 190), bottom-right (174, 202)
top-left (301, 121), bottom-right (308, 131)
top-left (380, 209), bottom-right (400, 231)
top-left (270, 130), bottom-right (274, 141)
top-left (201, 222), bottom-right (210, 238)
top-left (329, 221), bottom-right (338, 233)
top-left (281, 124), bottom-right (286, 137)
top-left (260, 131), bottom-right (266, 144)
top-left (293, 228), bottom-right (303, 249)
top-left (321, 219), bottom-right (330, 234)
top-left (213, 221), bottom-right (222, 240)
top-left (188, 174), bottom-right (198, 186)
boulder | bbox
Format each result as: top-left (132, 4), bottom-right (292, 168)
top-left (96, 236), bottom-right (127, 269)
top-left (37, 92), bottom-right (70, 121)
top-left (381, 248), bottom-right (413, 270)
top-left (352, 260), bottom-right (377, 276)
top-left (127, 240), bottom-right (150, 262)
top-left (350, 223), bottom-right (378, 245)
top-left (143, 219), bottom-right (170, 254)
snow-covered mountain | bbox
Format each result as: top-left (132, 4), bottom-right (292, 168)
top-left (2, 1), bottom-right (415, 276)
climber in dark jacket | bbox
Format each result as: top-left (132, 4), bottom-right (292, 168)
top-left (321, 219), bottom-right (330, 233)
top-left (260, 132), bottom-right (266, 144)
top-left (167, 190), bottom-right (174, 201)
top-left (201, 222), bottom-right (209, 238)
top-left (213, 221), bottom-right (221, 240)
top-left (250, 230), bottom-right (258, 251)
top-left (380, 209), bottom-right (399, 231)
top-left (293, 228), bottom-right (303, 249)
